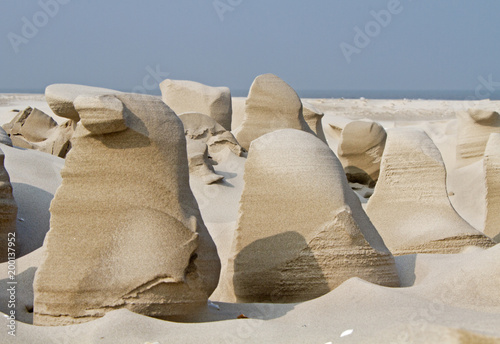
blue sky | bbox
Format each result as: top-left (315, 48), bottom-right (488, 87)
top-left (1, 0), bottom-right (500, 97)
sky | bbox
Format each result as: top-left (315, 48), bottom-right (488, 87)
top-left (1, 0), bottom-right (500, 98)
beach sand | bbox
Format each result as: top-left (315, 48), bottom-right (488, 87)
top-left (1, 94), bottom-right (499, 343)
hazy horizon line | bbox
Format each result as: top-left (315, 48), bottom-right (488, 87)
top-left (1, 88), bottom-right (499, 100)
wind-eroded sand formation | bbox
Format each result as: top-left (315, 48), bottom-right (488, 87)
top-left (45, 84), bottom-right (121, 122)
top-left (0, 147), bottom-right (17, 263)
top-left (0, 126), bottom-right (12, 146)
top-left (457, 108), bottom-right (500, 166)
top-left (179, 112), bottom-right (243, 160)
top-left (484, 133), bottom-right (500, 242)
top-left (232, 73), bottom-right (315, 150)
top-left (180, 112), bottom-right (244, 185)
top-left (33, 88), bottom-right (221, 325)
top-left (160, 79), bottom-right (232, 131)
top-left (186, 138), bottom-right (224, 185)
top-left (2, 107), bottom-right (74, 158)
top-left (224, 129), bottom-right (399, 303)
top-left (337, 119), bottom-right (386, 186)
top-left (302, 101), bottom-right (327, 143)
top-left (1, 85), bottom-right (500, 342)
top-left (366, 128), bottom-right (495, 255)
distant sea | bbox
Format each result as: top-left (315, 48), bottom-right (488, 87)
top-left (294, 89), bottom-right (500, 100)
top-left (2, 88), bottom-right (499, 100)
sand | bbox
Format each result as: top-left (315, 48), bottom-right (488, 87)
top-left (0, 94), bottom-right (499, 343)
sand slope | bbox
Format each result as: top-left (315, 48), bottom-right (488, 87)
top-left (2, 246), bottom-right (500, 343)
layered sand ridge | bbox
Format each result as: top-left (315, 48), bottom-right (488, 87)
top-left (457, 108), bottom-right (500, 166)
top-left (179, 111), bottom-right (243, 160)
top-left (484, 133), bottom-right (500, 242)
top-left (301, 101), bottom-right (327, 143)
top-left (366, 128), bottom-right (495, 255)
top-left (33, 89), bottom-right (221, 325)
top-left (337, 119), bottom-right (387, 186)
top-left (0, 147), bottom-right (17, 263)
top-left (232, 74), bottom-right (315, 150)
top-left (185, 138), bottom-right (225, 185)
top-left (160, 79), bottom-right (232, 131)
top-left (44, 84), bottom-right (121, 122)
top-left (223, 129), bottom-right (400, 303)
top-left (179, 112), bottom-right (244, 185)
top-left (2, 106), bottom-right (75, 158)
